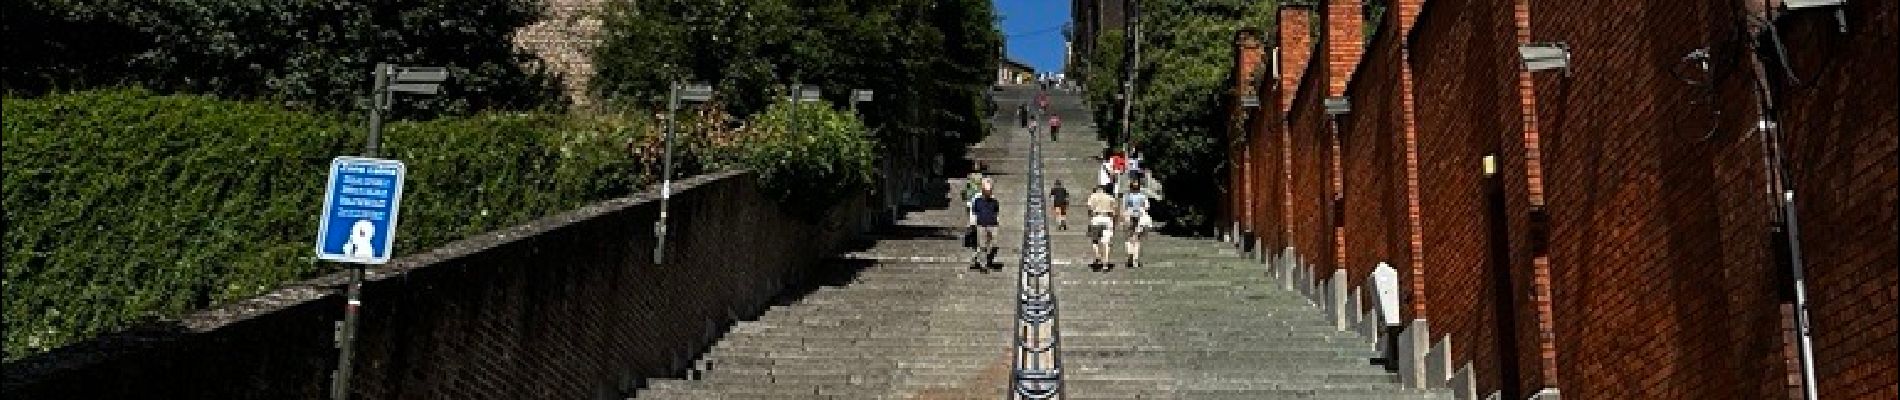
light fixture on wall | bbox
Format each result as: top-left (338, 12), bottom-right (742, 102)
top-left (1241, 95), bottom-right (1261, 109)
top-left (1783, 0), bottom-right (1844, 9)
top-left (1324, 96), bottom-right (1351, 116)
top-left (1517, 42), bottom-right (1572, 77)
top-left (1783, 0), bottom-right (1850, 33)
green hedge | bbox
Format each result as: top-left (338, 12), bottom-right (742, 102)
top-left (1, 89), bottom-right (652, 360)
top-left (737, 101), bottom-right (877, 219)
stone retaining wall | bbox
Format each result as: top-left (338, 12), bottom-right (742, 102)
top-left (3, 171), bottom-right (866, 399)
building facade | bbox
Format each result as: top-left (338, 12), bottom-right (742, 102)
top-left (1068, 0), bottom-right (1128, 79)
top-left (1223, 1), bottom-right (1896, 399)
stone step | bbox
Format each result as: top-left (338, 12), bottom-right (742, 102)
top-left (700, 353), bottom-right (1002, 366)
top-left (1060, 387), bottom-right (1451, 400)
top-left (1061, 378), bottom-right (1409, 392)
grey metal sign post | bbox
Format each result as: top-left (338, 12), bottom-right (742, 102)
top-left (330, 63), bottom-right (445, 400)
top-left (654, 81), bottom-right (714, 265)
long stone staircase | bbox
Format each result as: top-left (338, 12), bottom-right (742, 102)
top-left (634, 86), bottom-right (1446, 399)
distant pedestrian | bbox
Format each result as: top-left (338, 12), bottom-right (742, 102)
top-left (1050, 180), bottom-right (1072, 230)
top-left (971, 178), bottom-right (1002, 267)
top-left (1086, 184), bottom-right (1118, 267)
top-left (1097, 151), bottom-right (1115, 195)
top-left (1048, 114), bottom-right (1062, 142)
top-left (1126, 151), bottom-right (1144, 189)
top-left (1110, 151), bottom-right (1128, 196)
top-left (1018, 104), bottom-right (1029, 128)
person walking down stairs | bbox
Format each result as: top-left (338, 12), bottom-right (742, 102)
top-left (1050, 180), bottom-right (1071, 231)
top-left (970, 178), bottom-right (1002, 268)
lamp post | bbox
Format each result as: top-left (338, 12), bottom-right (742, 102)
top-left (653, 81), bottom-right (714, 265)
top-left (331, 63), bottom-right (446, 400)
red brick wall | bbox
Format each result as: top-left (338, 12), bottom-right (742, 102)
top-left (1222, 0), bottom-right (1894, 397)
top-left (1408, 0), bottom-right (1525, 394)
top-left (1250, 70), bottom-right (1280, 250)
top-left (1340, 27), bottom-right (1406, 292)
top-left (1526, 0), bottom-right (1801, 397)
top-left (1288, 59), bottom-right (1331, 273)
top-left (1773, 2), bottom-right (1900, 399)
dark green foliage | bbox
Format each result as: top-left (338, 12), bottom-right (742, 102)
top-left (1085, 29), bottom-right (1128, 141)
top-left (1, 89), bottom-right (650, 360)
top-left (736, 102), bottom-right (877, 219)
top-left (0, 0), bottom-right (563, 114)
top-left (1082, 0), bottom-right (1277, 230)
top-left (592, 0), bottom-right (1001, 145)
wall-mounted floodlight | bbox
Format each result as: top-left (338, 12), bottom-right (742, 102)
top-left (1783, 0), bottom-right (1849, 33)
top-left (1241, 95), bottom-right (1261, 109)
top-left (1783, 0), bottom-right (1844, 9)
top-left (1518, 42), bottom-right (1573, 77)
top-left (1324, 96), bottom-right (1351, 116)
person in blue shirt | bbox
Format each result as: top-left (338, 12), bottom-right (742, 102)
top-left (1122, 180), bottom-right (1153, 268)
top-left (970, 178), bottom-right (1002, 268)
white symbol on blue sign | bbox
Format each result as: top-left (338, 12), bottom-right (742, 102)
top-left (315, 157), bottom-right (406, 264)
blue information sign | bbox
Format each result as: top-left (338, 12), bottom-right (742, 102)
top-left (315, 157), bottom-right (407, 264)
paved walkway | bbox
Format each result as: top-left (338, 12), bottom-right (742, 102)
top-left (635, 87), bottom-right (1446, 399)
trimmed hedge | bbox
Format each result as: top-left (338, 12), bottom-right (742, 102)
top-left (1, 89), bottom-right (652, 360)
top-left (2, 0), bottom-right (562, 114)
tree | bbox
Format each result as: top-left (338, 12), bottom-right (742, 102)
top-left (2, 0), bottom-right (563, 115)
top-left (1079, 0), bottom-right (1277, 230)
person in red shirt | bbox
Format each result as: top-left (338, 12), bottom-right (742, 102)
top-left (1110, 151), bottom-right (1128, 195)
top-left (1048, 114), bottom-right (1063, 142)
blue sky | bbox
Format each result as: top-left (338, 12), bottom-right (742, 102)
top-left (994, 0), bottom-right (1070, 74)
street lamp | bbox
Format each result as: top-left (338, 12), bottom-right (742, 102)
top-left (653, 81), bottom-right (714, 265)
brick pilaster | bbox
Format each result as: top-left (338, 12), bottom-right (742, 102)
top-left (1398, 49), bottom-right (1428, 318)
top-left (1325, 0), bottom-right (1366, 97)
top-left (1278, 5), bottom-right (1315, 113)
top-left (1324, 0), bottom-right (1365, 279)
top-left (1510, 0), bottom-right (1560, 391)
top-left (1277, 4), bottom-right (1315, 245)
top-left (1395, 0), bottom-right (1426, 34)
top-left (1237, 29), bottom-right (1267, 235)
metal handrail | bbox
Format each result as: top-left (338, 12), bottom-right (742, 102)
top-left (1007, 103), bottom-right (1063, 399)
